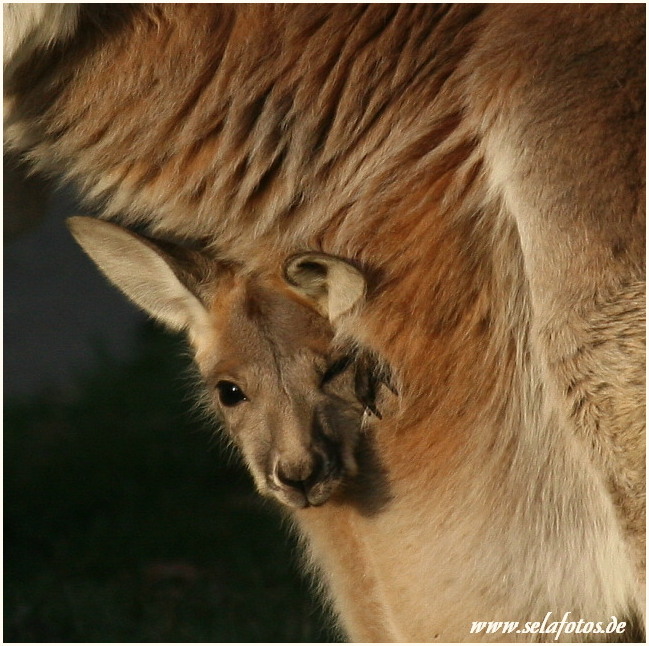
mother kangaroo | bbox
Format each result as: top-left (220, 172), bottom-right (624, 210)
top-left (4, 4), bottom-right (645, 641)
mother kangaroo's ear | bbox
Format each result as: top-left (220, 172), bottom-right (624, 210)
top-left (67, 216), bottom-right (212, 338)
top-left (284, 252), bottom-right (366, 321)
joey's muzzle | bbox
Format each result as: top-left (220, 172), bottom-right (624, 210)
top-left (268, 441), bottom-right (347, 508)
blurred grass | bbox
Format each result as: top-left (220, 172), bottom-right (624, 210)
top-left (4, 323), bottom-right (336, 642)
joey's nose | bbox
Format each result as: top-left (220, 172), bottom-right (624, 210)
top-left (275, 453), bottom-right (325, 491)
top-left (269, 444), bottom-right (344, 508)
top-left (270, 447), bottom-right (345, 508)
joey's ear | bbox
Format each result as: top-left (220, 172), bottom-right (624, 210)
top-left (284, 252), bottom-right (366, 321)
top-left (67, 216), bottom-right (212, 336)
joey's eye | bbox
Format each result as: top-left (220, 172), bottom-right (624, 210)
top-left (216, 381), bottom-right (247, 407)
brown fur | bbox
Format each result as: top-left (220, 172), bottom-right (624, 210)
top-left (6, 4), bottom-right (645, 641)
top-left (66, 217), bottom-right (379, 510)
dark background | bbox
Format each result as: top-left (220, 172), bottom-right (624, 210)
top-left (4, 163), bottom-right (335, 642)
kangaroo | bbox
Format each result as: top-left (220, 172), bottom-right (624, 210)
top-left (69, 214), bottom-right (643, 642)
top-left (67, 215), bottom-right (391, 512)
top-left (6, 4), bottom-right (645, 642)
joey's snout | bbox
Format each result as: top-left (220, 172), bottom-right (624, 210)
top-left (268, 441), bottom-right (349, 508)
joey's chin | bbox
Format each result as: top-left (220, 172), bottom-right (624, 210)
top-left (305, 476), bottom-right (344, 507)
top-left (265, 474), bottom-right (346, 509)
top-left (268, 484), bottom-right (311, 509)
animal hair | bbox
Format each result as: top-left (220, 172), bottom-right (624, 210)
top-left (4, 4), bottom-right (645, 641)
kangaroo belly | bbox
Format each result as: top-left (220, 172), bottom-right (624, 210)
top-left (295, 419), bottom-right (642, 642)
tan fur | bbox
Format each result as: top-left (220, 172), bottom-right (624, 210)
top-left (67, 217), bottom-right (372, 509)
top-left (6, 5), bottom-right (645, 641)
top-left (3, 3), bottom-right (79, 82)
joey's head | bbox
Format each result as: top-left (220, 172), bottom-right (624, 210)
top-left (67, 217), bottom-right (374, 509)
top-left (197, 267), bottom-right (368, 508)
